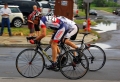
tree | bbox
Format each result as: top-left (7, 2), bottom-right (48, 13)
top-left (77, 0), bottom-right (83, 9)
top-left (92, 0), bottom-right (107, 7)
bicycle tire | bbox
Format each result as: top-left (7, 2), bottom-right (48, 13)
top-left (59, 49), bottom-right (89, 80)
top-left (83, 45), bottom-right (106, 71)
top-left (16, 49), bottom-right (45, 78)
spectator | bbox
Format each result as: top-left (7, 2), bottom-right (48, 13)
top-left (0, 3), bottom-right (12, 36)
top-left (31, 5), bottom-right (41, 36)
top-left (27, 13), bottom-right (35, 37)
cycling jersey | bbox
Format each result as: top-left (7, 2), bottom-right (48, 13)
top-left (57, 16), bottom-right (76, 28)
top-left (39, 16), bottom-right (63, 30)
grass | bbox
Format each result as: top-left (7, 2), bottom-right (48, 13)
top-left (74, 19), bottom-right (85, 24)
top-left (2, 27), bottom-right (53, 36)
top-left (91, 7), bottom-right (114, 13)
top-left (74, 19), bottom-right (97, 26)
top-left (78, 7), bottom-right (114, 16)
top-left (78, 9), bottom-right (86, 16)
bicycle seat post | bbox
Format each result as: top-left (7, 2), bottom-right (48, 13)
top-left (81, 34), bottom-right (86, 44)
top-left (80, 32), bottom-right (90, 44)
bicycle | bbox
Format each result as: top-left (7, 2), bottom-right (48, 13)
top-left (36, 32), bottom-right (106, 72)
top-left (16, 36), bottom-right (89, 80)
top-left (71, 32), bottom-right (106, 71)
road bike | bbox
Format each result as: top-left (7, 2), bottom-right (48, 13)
top-left (16, 37), bottom-right (89, 80)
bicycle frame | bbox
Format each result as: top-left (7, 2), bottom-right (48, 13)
top-left (29, 43), bottom-right (52, 64)
top-left (29, 41), bottom-right (71, 64)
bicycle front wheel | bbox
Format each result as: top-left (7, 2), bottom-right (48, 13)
top-left (16, 49), bottom-right (45, 78)
top-left (59, 49), bottom-right (89, 80)
top-left (84, 45), bottom-right (106, 71)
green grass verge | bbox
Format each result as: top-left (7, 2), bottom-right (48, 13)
top-left (78, 9), bottom-right (86, 16)
top-left (74, 19), bottom-right (97, 26)
top-left (2, 27), bottom-right (53, 36)
top-left (79, 7), bottom-right (114, 16)
top-left (91, 7), bottom-right (114, 13)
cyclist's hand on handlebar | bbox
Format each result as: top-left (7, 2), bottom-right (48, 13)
top-left (29, 39), bottom-right (38, 44)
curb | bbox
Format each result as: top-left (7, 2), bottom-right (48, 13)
top-left (0, 44), bottom-right (35, 47)
top-left (0, 34), bottom-right (98, 47)
top-left (0, 43), bottom-right (50, 47)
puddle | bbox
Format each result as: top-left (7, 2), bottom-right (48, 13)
top-left (90, 21), bottom-right (117, 49)
top-left (91, 22), bottom-right (117, 33)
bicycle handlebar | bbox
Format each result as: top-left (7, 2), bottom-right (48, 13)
top-left (26, 36), bottom-right (36, 41)
top-left (26, 36), bottom-right (49, 46)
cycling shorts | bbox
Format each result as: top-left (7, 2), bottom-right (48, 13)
top-left (64, 24), bottom-right (78, 39)
top-left (51, 23), bottom-right (69, 43)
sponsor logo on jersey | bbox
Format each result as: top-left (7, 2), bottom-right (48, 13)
top-left (55, 31), bottom-right (63, 39)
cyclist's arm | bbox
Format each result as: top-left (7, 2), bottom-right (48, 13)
top-left (36, 20), bottom-right (46, 41)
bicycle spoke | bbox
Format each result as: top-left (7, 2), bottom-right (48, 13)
top-left (19, 64), bottom-right (29, 72)
top-left (24, 52), bottom-right (30, 62)
top-left (31, 65), bottom-right (39, 75)
top-left (18, 58), bottom-right (28, 63)
top-left (20, 55), bottom-right (29, 62)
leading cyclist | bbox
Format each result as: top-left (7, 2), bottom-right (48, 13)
top-left (29, 15), bottom-right (79, 70)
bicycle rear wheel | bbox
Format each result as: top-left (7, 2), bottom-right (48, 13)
top-left (59, 49), bottom-right (89, 80)
top-left (16, 49), bottom-right (45, 78)
top-left (83, 45), bottom-right (106, 71)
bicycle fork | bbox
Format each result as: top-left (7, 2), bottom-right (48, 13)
top-left (29, 47), bottom-right (39, 65)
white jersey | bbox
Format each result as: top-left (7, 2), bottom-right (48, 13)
top-left (57, 16), bottom-right (76, 28)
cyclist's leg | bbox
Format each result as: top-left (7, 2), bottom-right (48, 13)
top-left (49, 39), bottom-right (60, 55)
top-left (57, 46), bottom-right (60, 54)
top-left (64, 24), bottom-right (78, 50)
top-left (47, 25), bottom-right (66, 70)
top-left (63, 25), bottom-right (80, 63)
top-left (51, 41), bottom-right (58, 62)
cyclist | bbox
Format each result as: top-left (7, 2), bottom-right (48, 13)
top-left (52, 16), bottom-right (79, 56)
top-left (29, 16), bottom-right (79, 70)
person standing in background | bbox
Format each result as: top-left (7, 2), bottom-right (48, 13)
top-left (0, 3), bottom-right (12, 36)
top-left (27, 13), bottom-right (35, 37)
top-left (31, 5), bottom-right (41, 36)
